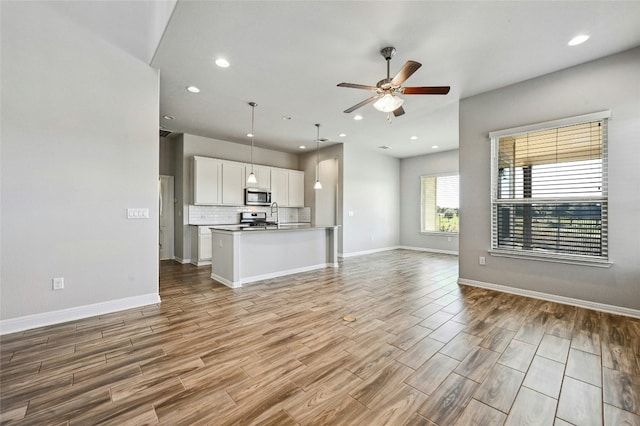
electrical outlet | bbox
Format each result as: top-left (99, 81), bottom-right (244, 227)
top-left (52, 277), bottom-right (64, 290)
top-left (479, 256), bottom-right (486, 266)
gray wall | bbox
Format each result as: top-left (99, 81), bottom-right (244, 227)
top-left (459, 47), bottom-right (640, 310)
top-left (1, 2), bottom-right (160, 321)
top-left (342, 144), bottom-right (400, 255)
top-left (400, 149), bottom-right (459, 254)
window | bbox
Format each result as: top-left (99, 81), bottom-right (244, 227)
top-left (490, 111), bottom-right (609, 264)
top-left (421, 173), bottom-right (459, 233)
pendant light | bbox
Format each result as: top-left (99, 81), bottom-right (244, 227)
top-left (246, 102), bottom-right (258, 185)
top-left (314, 124), bottom-right (322, 190)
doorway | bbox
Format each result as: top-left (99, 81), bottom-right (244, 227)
top-left (159, 175), bottom-right (174, 260)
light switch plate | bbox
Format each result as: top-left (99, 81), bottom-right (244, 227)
top-left (127, 208), bottom-right (150, 219)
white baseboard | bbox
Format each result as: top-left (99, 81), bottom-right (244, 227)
top-left (458, 278), bottom-right (640, 319)
top-left (340, 246), bottom-right (399, 258)
top-left (211, 263), bottom-right (334, 289)
top-left (0, 293), bottom-right (161, 335)
top-left (398, 246), bottom-right (459, 256)
top-left (191, 260), bottom-right (212, 267)
top-left (174, 256), bottom-right (191, 264)
top-left (340, 246), bottom-right (458, 258)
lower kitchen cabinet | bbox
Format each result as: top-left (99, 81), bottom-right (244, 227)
top-left (191, 226), bottom-right (212, 266)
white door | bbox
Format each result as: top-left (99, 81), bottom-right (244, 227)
top-left (159, 175), bottom-right (175, 260)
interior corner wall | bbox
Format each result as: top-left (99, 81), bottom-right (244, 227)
top-left (0, 2), bottom-right (160, 327)
top-left (342, 144), bottom-right (400, 255)
top-left (459, 47), bottom-right (640, 311)
top-left (399, 149), bottom-right (459, 253)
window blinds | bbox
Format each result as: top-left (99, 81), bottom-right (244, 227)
top-left (491, 118), bottom-right (608, 259)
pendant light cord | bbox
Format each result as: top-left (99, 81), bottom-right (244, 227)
top-left (249, 102), bottom-right (256, 173)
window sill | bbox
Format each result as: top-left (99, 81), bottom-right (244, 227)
top-left (489, 249), bottom-right (612, 268)
top-left (420, 232), bottom-right (459, 236)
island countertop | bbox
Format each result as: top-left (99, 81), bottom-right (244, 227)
top-left (209, 223), bottom-right (335, 233)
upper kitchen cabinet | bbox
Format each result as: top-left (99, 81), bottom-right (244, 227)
top-left (193, 156), bottom-right (221, 205)
top-left (270, 168), bottom-right (288, 206)
top-left (244, 164), bottom-right (271, 190)
top-left (271, 168), bottom-right (304, 207)
top-left (288, 171), bottom-right (304, 207)
top-left (193, 156), bottom-right (244, 206)
top-left (193, 156), bottom-right (304, 207)
top-left (220, 161), bottom-right (245, 205)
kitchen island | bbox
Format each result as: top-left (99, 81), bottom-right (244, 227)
top-left (209, 224), bottom-right (339, 288)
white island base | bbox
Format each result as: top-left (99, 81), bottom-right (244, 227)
top-left (210, 226), bottom-right (338, 288)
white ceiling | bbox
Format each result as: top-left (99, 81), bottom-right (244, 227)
top-left (58, 1), bottom-right (640, 159)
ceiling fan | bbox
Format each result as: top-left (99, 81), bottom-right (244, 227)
top-left (337, 46), bottom-right (450, 117)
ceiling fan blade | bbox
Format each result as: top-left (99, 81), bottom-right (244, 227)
top-left (343, 95), bottom-right (378, 113)
top-left (393, 106), bottom-right (405, 117)
top-left (337, 83), bottom-right (378, 91)
top-left (390, 61), bottom-right (422, 86)
top-left (402, 86), bottom-right (451, 95)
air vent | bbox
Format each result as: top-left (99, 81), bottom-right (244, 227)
top-left (159, 129), bottom-right (172, 137)
top-left (378, 145), bottom-right (390, 150)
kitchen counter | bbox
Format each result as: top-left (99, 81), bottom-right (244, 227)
top-left (209, 223), bottom-right (316, 232)
top-left (209, 225), bottom-right (338, 288)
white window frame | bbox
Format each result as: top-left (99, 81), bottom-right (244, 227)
top-left (489, 110), bottom-right (611, 267)
top-left (420, 172), bottom-right (459, 235)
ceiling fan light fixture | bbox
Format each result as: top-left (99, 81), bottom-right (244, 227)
top-left (373, 93), bottom-right (404, 112)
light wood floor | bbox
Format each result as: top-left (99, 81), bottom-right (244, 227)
top-left (1, 250), bottom-right (639, 425)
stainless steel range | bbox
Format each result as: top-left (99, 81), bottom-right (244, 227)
top-left (239, 212), bottom-right (276, 227)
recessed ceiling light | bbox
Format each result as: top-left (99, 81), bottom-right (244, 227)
top-left (246, 132), bottom-right (254, 138)
top-left (431, 145), bottom-right (439, 149)
top-left (163, 115), bottom-right (175, 120)
top-left (299, 145), bottom-right (306, 149)
top-left (568, 34), bottom-right (589, 46)
top-left (282, 116), bottom-right (292, 120)
top-left (215, 58), bottom-right (230, 68)
top-left (187, 85), bottom-right (200, 93)
top-left (354, 115), bottom-right (363, 121)
top-left (410, 136), bottom-right (418, 140)
top-left (339, 133), bottom-right (346, 138)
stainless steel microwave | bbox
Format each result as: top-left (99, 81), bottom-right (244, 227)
top-left (245, 188), bottom-right (271, 206)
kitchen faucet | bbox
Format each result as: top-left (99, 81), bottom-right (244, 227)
top-left (270, 202), bottom-right (279, 227)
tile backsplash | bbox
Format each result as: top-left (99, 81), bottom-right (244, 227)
top-left (188, 205), bottom-right (310, 225)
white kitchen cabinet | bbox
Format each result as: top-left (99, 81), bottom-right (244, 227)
top-left (193, 157), bottom-right (245, 206)
top-left (245, 164), bottom-right (271, 189)
top-left (199, 233), bottom-right (212, 262)
top-left (221, 161), bottom-right (245, 205)
top-left (270, 168), bottom-right (304, 207)
top-left (193, 156), bottom-right (304, 207)
top-left (190, 226), bottom-right (212, 266)
top-left (270, 168), bottom-right (288, 206)
top-left (193, 156), bottom-right (221, 205)
top-left (288, 171), bottom-right (304, 207)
